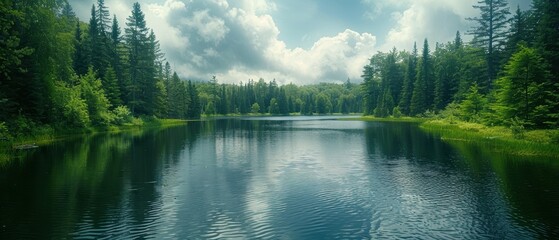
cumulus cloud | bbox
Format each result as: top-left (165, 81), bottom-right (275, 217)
top-left (372, 0), bottom-right (477, 51)
top-left (70, 0), bottom-right (378, 85)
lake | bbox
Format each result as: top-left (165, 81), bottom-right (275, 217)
top-left (1, 116), bottom-right (558, 239)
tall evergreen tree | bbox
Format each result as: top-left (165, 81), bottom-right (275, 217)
top-left (434, 43), bottom-right (460, 111)
top-left (73, 21), bottom-right (88, 76)
top-left (532, 0), bottom-right (559, 119)
top-left (410, 39), bottom-right (433, 115)
top-left (496, 45), bottom-right (550, 127)
top-left (125, 2), bottom-right (154, 115)
top-left (187, 80), bottom-right (201, 119)
top-left (96, 0), bottom-right (111, 35)
top-left (467, 0), bottom-right (510, 91)
top-left (505, 6), bottom-right (531, 59)
top-left (102, 66), bottom-right (121, 107)
top-left (0, 0), bottom-right (33, 120)
top-left (399, 43), bottom-right (417, 115)
top-left (109, 15), bottom-right (128, 105)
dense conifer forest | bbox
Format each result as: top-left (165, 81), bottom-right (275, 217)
top-left (361, 0), bottom-right (558, 129)
top-left (0, 0), bottom-right (558, 140)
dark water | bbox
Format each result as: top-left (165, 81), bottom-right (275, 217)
top-left (1, 117), bottom-right (558, 239)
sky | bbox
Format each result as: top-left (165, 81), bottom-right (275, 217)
top-left (69, 0), bottom-right (531, 85)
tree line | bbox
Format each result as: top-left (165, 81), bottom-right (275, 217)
top-left (0, 0), bottom-right (365, 137)
top-left (196, 77), bottom-right (362, 115)
top-left (0, 0), bottom-right (200, 133)
top-left (361, 0), bottom-right (558, 129)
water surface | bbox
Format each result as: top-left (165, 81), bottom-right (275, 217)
top-left (1, 117), bottom-right (558, 239)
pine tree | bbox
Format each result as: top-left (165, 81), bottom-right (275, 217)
top-left (505, 6), bottom-right (531, 59)
top-left (96, 0), bottom-right (111, 35)
top-left (434, 43), bottom-right (460, 111)
top-left (154, 77), bottom-right (168, 118)
top-left (383, 48), bottom-right (403, 107)
top-left (399, 43), bottom-right (417, 115)
top-left (530, 0), bottom-right (559, 127)
top-left (460, 83), bottom-right (486, 121)
top-left (0, 1), bottom-right (33, 120)
top-left (410, 39), bottom-right (433, 115)
top-left (125, 2), bottom-right (153, 115)
top-left (102, 66), bottom-right (121, 107)
top-left (454, 31), bottom-right (463, 50)
top-left (187, 80), bottom-right (201, 119)
top-left (467, 0), bottom-right (510, 90)
top-left (109, 15), bottom-right (128, 106)
top-left (496, 45), bottom-right (550, 127)
top-left (73, 21), bottom-right (88, 76)
top-left (88, 5), bottom-right (101, 72)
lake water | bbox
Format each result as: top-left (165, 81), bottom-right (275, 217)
top-left (1, 117), bottom-right (558, 239)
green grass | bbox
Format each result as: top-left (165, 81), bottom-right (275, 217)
top-left (341, 116), bottom-right (425, 122)
top-left (0, 117), bottom-right (190, 164)
top-left (201, 112), bottom-right (362, 118)
top-left (421, 119), bottom-right (559, 157)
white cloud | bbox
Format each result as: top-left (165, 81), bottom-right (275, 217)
top-left (70, 0), bottom-right (378, 84)
top-left (157, 0), bottom-right (377, 84)
top-left (380, 0), bottom-right (475, 51)
top-left (184, 10), bottom-right (229, 44)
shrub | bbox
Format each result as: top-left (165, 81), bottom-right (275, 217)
top-left (0, 122), bottom-right (12, 141)
top-left (509, 117), bottom-right (526, 139)
top-left (112, 105), bottom-right (133, 125)
top-left (392, 106), bottom-right (402, 118)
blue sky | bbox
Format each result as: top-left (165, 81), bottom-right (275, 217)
top-left (69, 0), bottom-right (531, 84)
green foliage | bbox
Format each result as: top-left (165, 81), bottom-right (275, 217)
top-left (52, 81), bottom-right (90, 128)
top-left (0, 122), bottom-right (12, 141)
top-left (460, 83), bottom-right (486, 122)
top-left (111, 105), bottom-right (133, 125)
top-left (509, 117), bottom-right (526, 139)
top-left (399, 44), bottom-right (417, 115)
top-left (0, 1), bottom-right (33, 81)
top-left (360, 2), bottom-right (558, 132)
top-left (467, 0), bottom-right (510, 87)
top-left (392, 106), bottom-right (402, 118)
top-left (269, 98), bottom-right (280, 114)
top-left (102, 66), bottom-right (122, 106)
top-left (205, 101), bottom-right (216, 116)
top-left (315, 93), bottom-right (332, 114)
top-left (153, 78), bottom-right (168, 118)
top-left (410, 39), bottom-right (433, 115)
top-left (79, 68), bottom-right (111, 125)
top-left (251, 103), bottom-right (260, 114)
top-left (495, 46), bottom-right (549, 127)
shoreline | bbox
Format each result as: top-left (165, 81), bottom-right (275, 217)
top-left (341, 116), bottom-right (558, 158)
top-left (3, 115), bottom-right (557, 163)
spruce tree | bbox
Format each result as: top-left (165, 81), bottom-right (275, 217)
top-left (125, 2), bottom-right (153, 115)
top-left (96, 0), bottom-right (111, 35)
top-left (410, 39), bottom-right (433, 115)
top-left (496, 46), bottom-right (550, 127)
top-left (102, 66), bottom-right (121, 107)
top-left (399, 43), bottom-right (417, 115)
top-left (73, 21), bottom-right (88, 76)
top-left (187, 80), bottom-right (201, 119)
top-left (467, 0), bottom-right (510, 91)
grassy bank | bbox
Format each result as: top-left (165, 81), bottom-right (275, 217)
top-left (0, 117), bottom-right (189, 163)
top-left (420, 119), bottom-right (559, 157)
top-left (342, 116), bottom-right (558, 158)
top-left (341, 116), bottom-right (425, 122)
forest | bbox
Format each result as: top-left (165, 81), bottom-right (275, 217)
top-left (0, 0), bottom-right (558, 141)
top-left (0, 0), bottom-right (364, 140)
top-left (0, 0), bottom-right (201, 138)
top-left (361, 0), bottom-right (558, 129)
